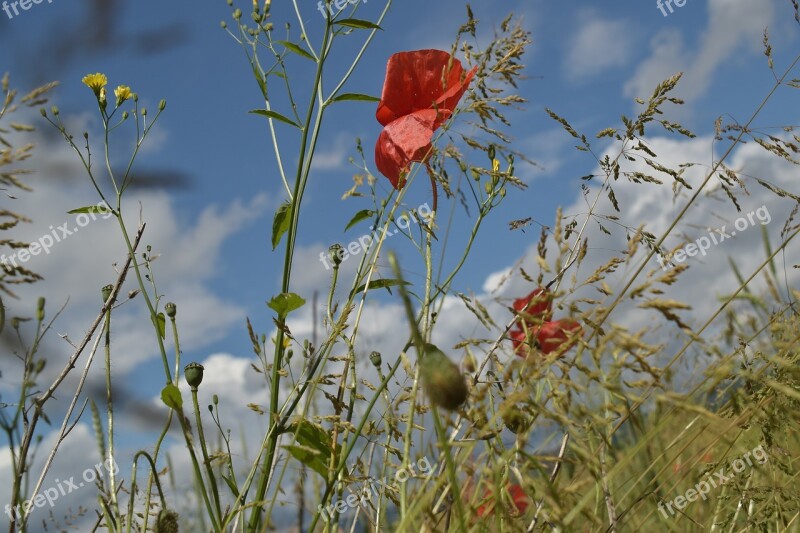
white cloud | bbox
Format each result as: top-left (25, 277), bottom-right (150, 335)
top-left (1, 111), bottom-right (271, 381)
top-left (625, 0), bottom-right (775, 102)
top-left (564, 11), bottom-right (636, 81)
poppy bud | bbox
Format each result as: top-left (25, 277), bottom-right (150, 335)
top-left (155, 510), bottom-right (179, 533)
top-left (463, 351), bottom-right (476, 373)
top-left (420, 343), bottom-right (468, 411)
top-left (500, 403), bottom-right (530, 434)
top-left (328, 244), bottom-right (343, 267)
top-left (36, 297), bottom-right (45, 322)
top-left (369, 351), bottom-right (382, 367)
top-left (184, 362), bottom-right (204, 390)
top-left (165, 302), bottom-right (176, 318)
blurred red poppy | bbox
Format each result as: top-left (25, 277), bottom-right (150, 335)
top-left (536, 318), bottom-right (582, 355)
top-left (475, 483), bottom-right (529, 518)
top-left (375, 49), bottom-right (477, 189)
top-left (513, 287), bottom-right (552, 324)
top-left (509, 328), bottom-right (529, 357)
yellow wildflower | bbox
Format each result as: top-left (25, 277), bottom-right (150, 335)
top-left (82, 73), bottom-right (107, 95)
top-left (114, 85), bottom-right (132, 106)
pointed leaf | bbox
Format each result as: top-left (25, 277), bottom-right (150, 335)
top-left (156, 312), bottom-right (166, 339)
top-left (345, 209), bottom-right (375, 231)
top-left (335, 18), bottom-right (382, 30)
top-left (275, 40), bottom-right (315, 61)
top-left (222, 474), bottom-right (239, 497)
top-left (68, 205), bottom-right (112, 215)
top-left (351, 278), bottom-right (410, 297)
top-left (331, 93), bottom-right (380, 103)
top-left (271, 201), bottom-right (292, 250)
top-left (249, 109), bottom-right (301, 129)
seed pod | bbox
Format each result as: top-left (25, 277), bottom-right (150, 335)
top-left (420, 343), bottom-right (468, 411)
top-left (155, 510), bottom-right (179, 533)
top-left (165, 302), bottom-right (177, 318)
top-left (328, 244), bottom-right (343, 267)
top-left (369, 351), bottom-right (382, 367)
top-left (184, 362), bottom-right (204, 389)
top-left (500, 402), bottom-right (530, 434)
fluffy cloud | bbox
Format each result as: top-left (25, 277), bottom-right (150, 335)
top-left (564, 11), bottom-right (636, 82)
top-left (625, 0), bottom-right (775, 103)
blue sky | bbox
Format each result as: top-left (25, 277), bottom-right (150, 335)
top-left (2, 0), bottom-right (800, 528)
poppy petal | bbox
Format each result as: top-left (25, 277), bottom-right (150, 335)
top-left (374, 109), bottom-right (444, 189)
top-left (536, 319), bottom-right (582, 355)
top-left (376, 49), bottom-right (476, 126)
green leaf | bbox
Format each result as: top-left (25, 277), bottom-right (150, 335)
top-left (335, 18), bottom-right (382, 30)
top-left (68, 205), bottom-right (111, 215)
top-left (221, 474), bottom-right (239, 498)
top-left (331, 93), bottom-right (380, 103)
top-left (275, 40), bottom-right (315, 61)
top-left (351, 278), bottom-right (410, 297)
top-left (249, 109), bottom-right (301, 129)
top-left (249, 61), bottom-right (267, 99)
top-left (160, 384), bottom-right (183, 410)
top-left (271, 201), bottom-right (292, 250)
top-left (283, 445), bottom-right (329, 478)
top-left (156, 312), bottom-right (166, 339)
top-left (268, 292), bottom-right (305, 319)
top-left (283, 419), bottom-right (332, 451)
top-left (344, 209), bottom-right (375, 231)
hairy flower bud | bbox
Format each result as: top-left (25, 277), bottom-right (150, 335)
top-left (420, 343), bottom-right (468, 411)
top-left (101, 284), bottom-right (113, 304)
top-left (36, 297), bottom-right (45, 322)
top-left (155, 510), bottom-right (179, 533)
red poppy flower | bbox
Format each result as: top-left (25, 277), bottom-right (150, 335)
top-left (513, 287), bottom-right (552, 324)
top-left (509, 327), bottom-right (529, 358)
top-left (475, 483), bottom-right (529, 518)
top-left (375, 49), bottom-right (477, 190)
top-left (536, 319), bottom-right (582, 355)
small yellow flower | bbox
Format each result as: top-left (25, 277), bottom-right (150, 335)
top-left (114, 85), bottom-right (132, 106)
top-left (82, 73), bottom-right (107, 95)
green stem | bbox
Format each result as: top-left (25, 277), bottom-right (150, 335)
top-left (103, 303), bottom-right (120, 527)
top-left (192, 388), bottom-right (223, 523)
top-left (246, 17), bottom-right (333, 533)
